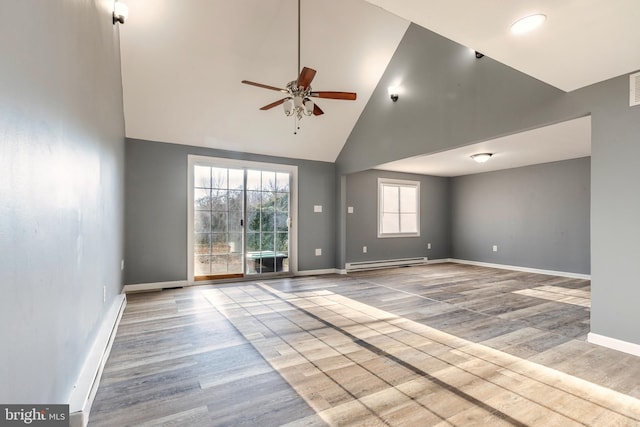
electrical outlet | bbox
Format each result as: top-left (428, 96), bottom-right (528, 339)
top-left (427, 243), bottom-right (431, 250)
top-left (347, 206), bottom-right (354, 214)
top-left (314, 205), bottom-right (323, 213)
top-left (493, 245), bottom-right (498, 252)
top-left (315, 248), bottom-right (322, 256)
top-left (363, 246), bottom-right (367, 253)
top-left (121, 259), bottom-right (124, 271)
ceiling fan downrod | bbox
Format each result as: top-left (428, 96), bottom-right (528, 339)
top-left (297, 0), bottom-right (301, 77)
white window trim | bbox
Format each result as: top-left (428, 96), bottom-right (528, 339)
top-left (187, 155), bottom-right (298, 283)
top-left (377, 177), bottom-right (420, 238)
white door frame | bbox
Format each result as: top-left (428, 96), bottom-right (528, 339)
top-left (187, 154), bottom-right (298, 283)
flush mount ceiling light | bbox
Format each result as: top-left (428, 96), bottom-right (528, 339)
top-left (510, 14), bottom-right (546, 35)
top-left (471, 153), bottom-right (493, 163)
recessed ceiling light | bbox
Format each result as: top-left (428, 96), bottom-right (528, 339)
top-left (511, 14), bottom-right (546, 35)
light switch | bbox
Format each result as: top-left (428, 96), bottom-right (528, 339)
top-left (314, 205), bottom-right (323, 213)
top-left (347, 206), bottom-right (354, 214)
top-left (315, 248), bottom-right (322, 256)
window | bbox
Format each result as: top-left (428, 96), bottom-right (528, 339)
top-left (378, 178), bottom-right (420, 237)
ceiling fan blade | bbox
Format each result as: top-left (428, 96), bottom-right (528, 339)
top-left (259, 97), bottom-right (289, 110)
top-left (310, 91), bottom-right (357, 101)
top-left (297, 67), bottom-right (317, 88)
top-left (313, 103), bottom-right (324, 116)
top-left (242, 80), bottom-right (287, 92)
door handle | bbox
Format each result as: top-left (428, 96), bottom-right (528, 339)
top-left (240, 219), bottom-right (244, 227)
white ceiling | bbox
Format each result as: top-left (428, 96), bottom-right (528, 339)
top-left (364, 0), bottom-right (640, 92)
top-left (376, 116), bottom-right (591, 177)
top-left (118, 1), bottom-right (640, 171)
top-left (119, 0), bottom-right (409, 162)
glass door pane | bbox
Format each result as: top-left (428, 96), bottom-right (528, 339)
top-left (194, 165), bottom-right (244, 279)
top-left (246, 169), bottom-right (290, 275)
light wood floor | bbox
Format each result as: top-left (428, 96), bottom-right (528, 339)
top-left (89, 263), bottom-right (640, 426)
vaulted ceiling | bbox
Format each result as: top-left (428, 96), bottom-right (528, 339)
top-left (119, 0), bottom-right (640, 172)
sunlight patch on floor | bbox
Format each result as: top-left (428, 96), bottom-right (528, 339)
top-left (201, 283), bottom-right (635, 426)
top-left (513, 285), bottom-right (590, 307)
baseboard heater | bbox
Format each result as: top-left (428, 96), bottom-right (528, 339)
top-left (345, 257), bottom-right (428, 272)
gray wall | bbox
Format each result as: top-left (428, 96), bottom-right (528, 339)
top-left (587, 77), bottom-right (640, 345)
top-left (125, 139), bottom-right (335, 284)
top-left (346, 170), bottom-right (450, 263)
top-left (336, 23), bottom-right (574, 176)
top-left (337, 21), bottom-right (640, 346)
top-left (0, 0), bottom-right (125, 403)
top-left (451, 158), bottom-right (590, 274)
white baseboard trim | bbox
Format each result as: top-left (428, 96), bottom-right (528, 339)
top-left (122, 260), bottom-right (588, 292)
top-left (68, 294), bottom-right (127, 427)
top-left (123, 280), bottom-right (189, 293)
top-left (588, 332), bottom-right (640, 357)
top-left (425, 258), bottom-right (453, 264)
top-left (448, 258), bottom-right (591, 280)
top-left (295, 268), bottom-right (339, 276)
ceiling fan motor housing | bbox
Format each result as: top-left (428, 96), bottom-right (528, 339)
top-left (241, 66), bottom-right (356, 118)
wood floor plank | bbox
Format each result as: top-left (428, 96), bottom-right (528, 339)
top-left (89, 263), bottom-right (640, 426)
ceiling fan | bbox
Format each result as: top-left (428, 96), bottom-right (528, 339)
top-left (241, 0), bottom-right (357, 133)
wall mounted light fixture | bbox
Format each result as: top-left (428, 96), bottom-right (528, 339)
top-left (388, 87), bottom-right (399, 102)
top-left (113, 2), bottom-right (129, 25)
top-left (471, 153), bottom-right (493, 163)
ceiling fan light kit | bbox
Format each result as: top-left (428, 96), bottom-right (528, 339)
top-left (241, 0), bottom-right (356, 133)
top-left (283, 94), bottom-right (314, 117)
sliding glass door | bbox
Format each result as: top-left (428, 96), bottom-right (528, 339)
top-left (189, 157), bottom-right (295, 281)
top-left (245, 169), bottom-right (290, 275)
